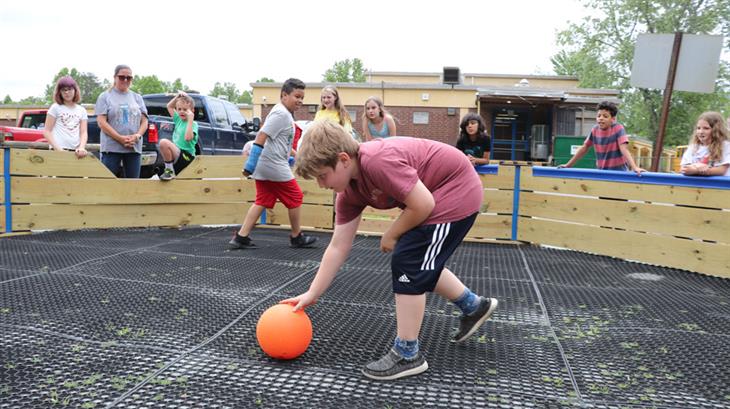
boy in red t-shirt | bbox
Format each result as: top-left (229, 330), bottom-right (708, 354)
top-left (282, 121), bottom-right (498, 381)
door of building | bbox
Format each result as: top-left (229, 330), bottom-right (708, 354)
top-left (491, 108), bottom-right (530, 160)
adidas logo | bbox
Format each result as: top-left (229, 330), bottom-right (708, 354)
top-left (398, 274), bottom-right (411, 283)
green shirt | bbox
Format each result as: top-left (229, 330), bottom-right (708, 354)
top-left (172, 111), bottom-right (199, 156)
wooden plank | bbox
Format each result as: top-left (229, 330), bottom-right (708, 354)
top-left (353, 209), bottom-right (511, 240)
top-left (13, 177), bottom-right (256, 204)
top-left (483, 189), bottom-right (513, 213)
top-left (12, 203), bottom-right (253, 230)
top-left (0, 204), bottom-right (4, 232)
top-left (521, 167), bottom-right (729, 209)
top-left (10, 149), bottom-right (115, 178)
top-left (264, 203), bottom-right (333, 230)
top-left (358, 207), bottom-right (400, 234)
top-left (467, 214), bottom-right (512, 240)
top-left (518, 218), bottom-right (730, 278)
top-left (175, 156), bottom-right (243, 179)
top-left (480, 166), bottom-right (515, 190)
top-left (298, 179), bottom-right (334, 205)
top-left (520, 192), bottom-right (729, 244)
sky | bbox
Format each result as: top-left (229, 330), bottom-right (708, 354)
top-left (0, 0), bottom-right (592, 100)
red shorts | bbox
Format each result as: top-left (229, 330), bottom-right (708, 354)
top-left (255, 179), bottom-right (303, 209)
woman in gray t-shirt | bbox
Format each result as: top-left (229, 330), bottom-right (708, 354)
top-left (95, 64), bottom-right (148, 178)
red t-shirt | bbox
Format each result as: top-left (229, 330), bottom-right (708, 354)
top-left (335, 137), bottom-right (483, 225)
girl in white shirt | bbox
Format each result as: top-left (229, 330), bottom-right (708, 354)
top-left (680, 111), bottom-right (730, 176)
top-left (43, 76), bottom-right (88, 158)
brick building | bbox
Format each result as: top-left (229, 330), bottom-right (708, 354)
top-left (251, 70), bottom-right (621, 162)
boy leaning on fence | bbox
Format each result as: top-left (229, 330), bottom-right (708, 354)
top-left (558, 101), bottom-right (644, 174)
top-left (159, 92), bottom-right (199, 181)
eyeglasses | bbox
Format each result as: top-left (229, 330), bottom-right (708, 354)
top-left (116, 75), bottom-right (134, 81)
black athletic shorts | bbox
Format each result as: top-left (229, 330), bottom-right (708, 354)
top-left (391, 212), bottom-right (478, 294)
top-left (173, 150), bottom-right (195, 175)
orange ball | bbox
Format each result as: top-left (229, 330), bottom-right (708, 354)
top-left (256, 304), bottom-right (312, 360)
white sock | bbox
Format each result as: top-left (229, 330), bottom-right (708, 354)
top-left (164, 162), bottom-right (174, 170)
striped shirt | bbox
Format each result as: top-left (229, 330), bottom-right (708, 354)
top-left (584, 122), bottom-right (629, 170)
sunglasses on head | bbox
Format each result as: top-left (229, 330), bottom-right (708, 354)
top-left (117, 75), bottom-right (134, 81)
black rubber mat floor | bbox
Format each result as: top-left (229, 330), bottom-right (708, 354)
top-left (1, 227), bottom-right (729, 408)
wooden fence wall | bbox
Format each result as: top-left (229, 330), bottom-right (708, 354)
top-left (0, 148), bottom-right (333, 232)
top-left (2, 148), bottom-right (729, 278)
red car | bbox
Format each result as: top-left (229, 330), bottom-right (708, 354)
top-left (1, 109), bottom-right (47, 143)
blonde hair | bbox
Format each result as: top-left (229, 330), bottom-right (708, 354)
top-left (361, 96), bottom-right (390, 123)
top-left (295, 121), bottom-right (359, 179)
top-left (318, 86), bottom-right (351, 127)
top-left (173, 94), bottom-right (195, 109)
top-left (690, 111), bottom-right (729, 162)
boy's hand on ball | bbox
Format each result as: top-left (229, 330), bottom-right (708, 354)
top-left (281, 292), bottom-right (317, 311)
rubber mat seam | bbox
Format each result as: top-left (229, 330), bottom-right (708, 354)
top-left (518, 246), bottom-right (584, 402)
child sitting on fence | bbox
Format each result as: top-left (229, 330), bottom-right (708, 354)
top-left (680, 111), bottom-right (730, 176)
top-left (558, 101), bottom-right (644, 174)
top-left (159, 92), bottom-right (199, 181)
top-left (282, 121), bottom-right (498, 381)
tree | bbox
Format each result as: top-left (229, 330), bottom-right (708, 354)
top-left (166, 78), bottom-right (190, 93)
top-left (209, 82), bottom-right (242, 102)
top-left (323, 58), bottom-right (366, 82)
top-left (257, 77), bottom-right (275, 83)
top-left (18, 96), bottom-right (47, 105)
top-left (3, 95), bottom-right (13, 104)
top-left (552, 0), bottom-right (730, 147)
top-left (130, 75), bottom-right (167, 95)
top-left (239, 90), bottom-right (253, 104)
top-left (45, 68), bottom-right (108, 104)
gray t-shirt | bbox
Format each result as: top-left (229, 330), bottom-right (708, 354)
top-left (95, 88), bottom-right (148, 153)
top-left (253, 103), bottom-right (295, 181)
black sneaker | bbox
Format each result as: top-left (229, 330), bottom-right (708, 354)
top-left (229, 234), bottom-right (256, 249)
top-left (452, 297), bottom-right (498, 343)
top-left (290, 233), bottom-right (317, 248)
top-left (362, 349), bottom-right (428, 381)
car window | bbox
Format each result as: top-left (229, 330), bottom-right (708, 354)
top-left (144, 96), bottom-right (209, 122)
top-left (208, 99), bottom-right (230, 129)
top-left (21, 113), bottom-right (47, 129)
top-left (224, 102), bottom-right (246, 127)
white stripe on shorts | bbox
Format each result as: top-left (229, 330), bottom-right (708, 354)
top-left (420, 222), bottom-right (451, 271)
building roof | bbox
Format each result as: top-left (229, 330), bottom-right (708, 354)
top-left (364, 70), bottom-right (579, 81)
top-left (477, 85), bottom-right (620, 104)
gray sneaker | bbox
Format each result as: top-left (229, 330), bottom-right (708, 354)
top-left (362, 349), bottom-right (428, 381)
top-left (452, 297), bottom-right (498, 343)
top-left (160, 168), bottom-right (175, 181)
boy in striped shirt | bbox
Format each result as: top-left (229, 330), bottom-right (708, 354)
top-left (559, 101), bottom-right (644, 174)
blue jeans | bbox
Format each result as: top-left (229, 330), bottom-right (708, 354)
top-left (101, 152), bottom-right (141, 178)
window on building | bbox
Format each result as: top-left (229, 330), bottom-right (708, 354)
top-left (413, 112), bottom-right (429, 125)
top-left (347, 109), bottom-right (358, 123)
